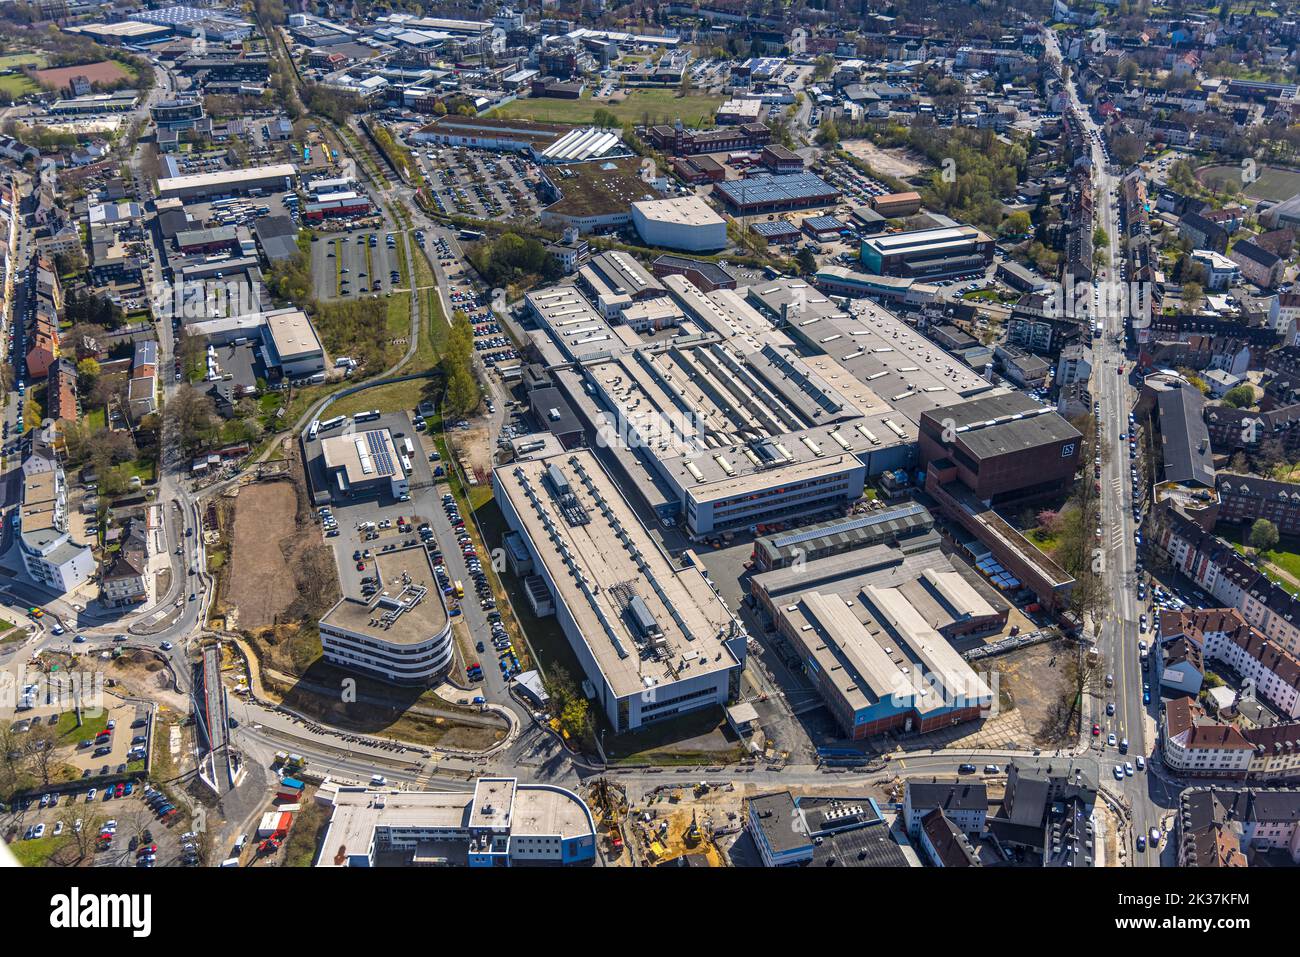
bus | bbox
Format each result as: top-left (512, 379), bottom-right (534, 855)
top-left (458, 228), bottom-right (484, 242)
top-left (353, 409), bottom-right (381, 423)
top-left (454, 581), bottom-right (464, 599)
top-left (402, 436), bottom-right (415, 457)
top-left (318, 415), bottom-right (346, 433)
top-left (306, 420), bottom-right (321, 441)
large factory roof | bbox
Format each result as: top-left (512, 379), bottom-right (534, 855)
top-left (493, 450), bottom-right (741, 700)
top-left (761, 540), bottom-right (996, 717)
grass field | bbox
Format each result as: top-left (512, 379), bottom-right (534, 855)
top-left (0, 72), bottom-right (38, 99)
top-left (1197, 164), bottom-right (1300, 202)
top-left (490, 88), bottom-right (724, 127)
top-left (0, 54), bottom-right (47, 69)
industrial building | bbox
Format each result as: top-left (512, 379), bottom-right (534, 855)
top-left (751, 503), bottom-right (936, 570)
top-left (523, 273), bottom-right (999, 536)
top-left (317, 545), bottom-right (452, 685)
top-left (631, 196), bottom-right (728, 252)
top-left (919, 392), bottom-right (1080, 611)
top-left (750, 533), bottom-right (1000, 739)
top-left (264, 307), bottom-right (326, 379)
top-left (713, 172), bottom-right (840, 216)
top-left (316, 777), bottom-right (595, 867)
top-left (918, 391), bottom-right (1082, 504)
top-left (156, 164), bottom-right (296, 201)
top-left (860, 225), bottom-right (995, 279)
top-left (493, 449), bottom-right (748, 732)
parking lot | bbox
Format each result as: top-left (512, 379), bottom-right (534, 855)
top-left (8, 694), bottom-right (150, 783)
top-left (310, 229), bottom-right (404, 302)
top-left (302, 411), bottom-right (440, 596)
top-left (417, 146), bottom-right (541, 221)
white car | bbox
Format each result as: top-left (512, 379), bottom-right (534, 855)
top-left (1113, 764), bottom-right (1125, 780)
top-left (31, 823), bottom-right (45, 839)
top-left (1124, 762), bottom-right (1134, 776)
top-left (1136, 756), bottom-right (1146, 771)
top-left (52, 821), bottom-right (64, 836)
top-left (1107, 733), bottom-right (1117, 748)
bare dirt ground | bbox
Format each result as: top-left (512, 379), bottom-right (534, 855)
top-left (224, 481), bottom-right (303, 630)
top-left (221, 451), bottom-right (339, 639)
top-left (104, 650), bottom-right (189, 712)
top-left (448, 423), bottom-right (493, 483)
top-left (839, 139), bottom-right (930, 180)
top-left (980, 640), bottom-right (1076, 746)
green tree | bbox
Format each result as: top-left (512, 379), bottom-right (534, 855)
top-left (1093, 227), bottom-right (1110, 248)
top-left (76, 358), bottom-right (100, 392)
top-left (1250, 518), bottom-right (1280, 553)
top-left (796, 246), bottom-right (818, 275)
top-left (1221, 384), bottom-right (1255, 409)
top-left (1000, 210), bottom-right (1032, 237)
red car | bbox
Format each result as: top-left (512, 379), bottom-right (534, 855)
top-left (1092, 723), bottom-right (1101, 736)
top-left (136, 843), bottom-right (156, 856)
top-left (114, 783), bottom-right (125, 797)
top-left (356, 561), bottom-right (365, 571)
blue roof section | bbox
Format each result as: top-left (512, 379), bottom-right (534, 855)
top-left (804, 215), bottom-right (845, 231)
top-left (714, 172), bottom-right (838, 208)
top-left (751, 220), bottom-right (801, 236)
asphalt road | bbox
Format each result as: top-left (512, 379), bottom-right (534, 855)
top-left (1049, 30), bottom-right (1174, 865)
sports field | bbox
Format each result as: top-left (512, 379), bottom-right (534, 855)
top-left (490, 88), bottom-right (724, 128)
top-left (1197, 164), bottom-right (1300, 202)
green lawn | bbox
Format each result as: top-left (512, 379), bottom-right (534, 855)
top-left (84, 406), bottom-right (106, 431)
top-left (328, 376), bottom-right (438, 418)
top-left (0, 54), bottom-right (46, 69)
top-left (55, 708), bottom-right (109, 742)
top-left (9, 833), bottom-right (73, 867)
top-left (0, 73), bottom-right (38, 99)
top-left (491, 88), bottom-right (724, 127)
top-left (1220, 523), bottom-right (1300, 596)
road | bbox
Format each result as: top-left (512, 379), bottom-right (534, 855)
top-left (1047, 28), bottom-right (1173, 866)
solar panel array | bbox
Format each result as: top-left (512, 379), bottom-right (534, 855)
top-left (714, 172), bottom-right (839, 209)
top-left (366, 431), bottom-right (395, 477)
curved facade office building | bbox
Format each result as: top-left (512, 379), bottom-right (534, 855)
top-left (318, 545), bottom-right (453, 685)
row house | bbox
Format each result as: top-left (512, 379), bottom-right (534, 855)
top-left (1159, 606), bottom-right (1300, 719)
top-left (1204, 401), bottom-right (1300, 458)
top-left (1216, 472), bottom-right (1300, 536)
top-left (1161, 696), bottom-right (1254, 779)
top-left (1177, 787), bottom-right (1300, 866)
top-left (1155, 503), bottom-right (1300, 657)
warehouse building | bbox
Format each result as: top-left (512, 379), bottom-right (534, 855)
top-left (318, 545), bottom-right (452, 685)
top-left (752, 502), bottom-right (936, 570)
top-left (156, 163), bottom-right (296, 201)
top-left (316, 777), bottom-right (596, 867)
top-left (493, 449), bottom-right (748, 732)
top-left (265, 307), bottom-right (325, 379)
top-left (631, 195), bottom-right (728, 252)
top-left (869, 191), bottom-right (923, 217)
top-left (713, 172), bottom-right (840, 216)
top-left (860, 225), bottom-right (995, 279)
top-left (751, 533), bottom-right (998, 739)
